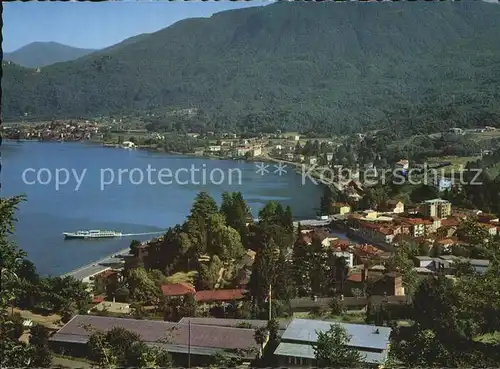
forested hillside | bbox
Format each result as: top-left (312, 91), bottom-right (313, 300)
top-left (2, 1), bottom-right (500, 135)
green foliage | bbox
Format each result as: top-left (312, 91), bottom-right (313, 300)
top-left (197, 255), bottom-right (222, 290)
top-left (391, 255), bottom-right (500, 367)
top-left (86, 325), bottom-right (172, 368)
top-left (29, 324), bottom-right (53, 368)
top-left (313, 323), bottom-right (364, 368)
top-left (127, 267), bottom-right (161, 304)
top-left (267, 318), bottom-right (280, 342)
top-left (383, 241), bottom-right (420, 296)
top-left (254, 326), bottom-right (268, 350)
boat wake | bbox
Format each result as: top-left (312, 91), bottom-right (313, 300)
top-left (121, 231), bottom-right (165, 237)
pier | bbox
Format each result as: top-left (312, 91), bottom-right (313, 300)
top-left (61, 247), bottom-right (130, 282)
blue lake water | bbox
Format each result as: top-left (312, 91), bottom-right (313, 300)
top-left (1, 141), bottom-right (322, 276)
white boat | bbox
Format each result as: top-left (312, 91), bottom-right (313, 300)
top-left (63, 230), bottom-right (122, 239)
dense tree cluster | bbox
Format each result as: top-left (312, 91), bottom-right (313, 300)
top-left (85, 326), bottom-right (172, 368)
top-left (390, 254), bottom-right (500, 367)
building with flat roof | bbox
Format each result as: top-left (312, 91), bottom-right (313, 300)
top-left (273, 319), bottom-right (391, 368)
top-left (422, 198), bottom-right (452, 219)
top-left (49, 315), bottom-right (260, 366)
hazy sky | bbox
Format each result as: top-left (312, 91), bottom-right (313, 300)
top-left (2, 1), bottom-right (271, 52)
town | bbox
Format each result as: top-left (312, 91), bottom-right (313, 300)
top-left (4, 185), bottom-right (500, 368)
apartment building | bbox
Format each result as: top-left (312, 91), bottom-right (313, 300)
top-left (422, 198), bottom-right (452, 219)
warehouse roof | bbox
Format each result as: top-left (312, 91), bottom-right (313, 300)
top-left (50, 315), bottom-right (258, 356)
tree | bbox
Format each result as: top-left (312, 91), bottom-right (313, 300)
top-left (329, 296), bottom-right (345, 316)
top-left (220, 192), bottom-right (252, 245)
top-left (0, 195), bottom-right (36, 367)
top-left (248, 239), bottom-right (279, 305)
top-left (206, 213), bottom-right (245, 261)
top-left (309, 235), bottom-right (327, 296)
top-left (127, 267), bottom-right (161, 304)
top-left (129, 239), bottom-right (141, 257)
top-left (86, 325), bottom-right (172, 368)
top-left (197, 255), bottom-right (222, 290)
top-left (267, 318), bottom-right (280, 343)
top-left (292, 228), bottom-right (311, 296)
top-left (29, 324), bottom-right (52, 367)
top-left (254, 327), bottom-right (268, 353)
top-left (384, 242), bottom-right (419, 296)
top-left (313, 324), bottom-right (364, 368)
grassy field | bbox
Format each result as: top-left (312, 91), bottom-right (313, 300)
top-left (470, 130), bottom-right (500, 142)
top-left (427, 155), bottom-right (479, 176)
top-left (13, 307), bottom-right (62, 329)
top-left (165, 271), bottom-right (198, 284)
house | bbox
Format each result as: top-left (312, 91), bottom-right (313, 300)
top-left (326, 153), bottom-right (334, 162)
top-left (284, 153), bottom-right (294, 161)
top-left (367, 272), bottom-right (405, 296)
top-left (307, 156), bottom-right (318, 165)
top-left (49, 315), bottom-right (260, 367)
top-left (121, 141), bottom-right (136, 149)
top-left (478, 213), bottom-right (500, 224)
top-left (294, 135), bottom-right (300, 141)
top-left (251, 146), bottom-right (263, 157)
top-left (449, 128), bottom-right (464, 134)
top-left (435, 178), bottom-right (453, 192)
top-left (478, 222), bottom-right (498, 236)
top-left (331, 202), bottom-right (351, 215)
top-left (273, 319), bottom-right (392, 368)
top-left (294, 154), bottom-right (305, 163)
top-left (160, 283), bottom-right (196, 298)
top-left (386, 200), bottom-right (404, 214)
top-left (434, 238), bottom-right (456, 251)
top-left (395, 159), bottom-right (409, 171)
top-left (194, 289), bottom-right (247, 310)
top-left (364, 210), bottom-right (378, 220)
top-left (331, 249), bottom-right (355, 269)
top-left (422, 199), bottom-right (452, 219)
top-left (357, 222), bottom-right (395, 245)
top-left (207, 145), bottom-right (221, 152)
top-left (234, 146), bottom-right (251, 157)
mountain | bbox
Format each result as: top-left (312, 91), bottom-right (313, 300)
top-left (3, 42), bottom-right (96, 68)
top-left (3, 1), bottom-right (500, 135)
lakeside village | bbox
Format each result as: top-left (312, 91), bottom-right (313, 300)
top-left (5, 184), bottom-right (500, 368)
top-left (4, 119), bottom-right (500, 368)
top-left (5, 118), bottom-right (500, 191)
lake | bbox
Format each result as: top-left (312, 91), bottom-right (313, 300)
top-left (1, 141), bottom-right (322, 275)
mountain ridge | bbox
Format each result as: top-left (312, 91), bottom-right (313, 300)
top-left (2, 1), bottom-right (500, 135)
top-left (3, 41), bottom-right (97, 68)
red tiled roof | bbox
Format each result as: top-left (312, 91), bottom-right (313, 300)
top-left (347, 272), bottom-right (363, 282)
top-left (92, 296), bottom-right (105, 304)
top-left (440, 218), bottom-right (460, 227)
top-left (330, 239), bottom-right (350, 250)
top-left (195, 289), bottom-right (247, 302)
top-left (160, 283), bottom-right (196, 297)
top-left (100, 270), bottom-right (117, 279)
top-left (479, 222), bottom-right (497, 229)
top-left (436, 238), bottom-right (455, 245)
top-left (332, 202), bottom-right (349, 207)
top-left (352, 244), bottom-right (381, 256)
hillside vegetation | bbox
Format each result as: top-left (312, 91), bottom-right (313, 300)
top-left (3, 42), bottom-right (96, 68)
top-left (2, 1), bottom-right (500, 135)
